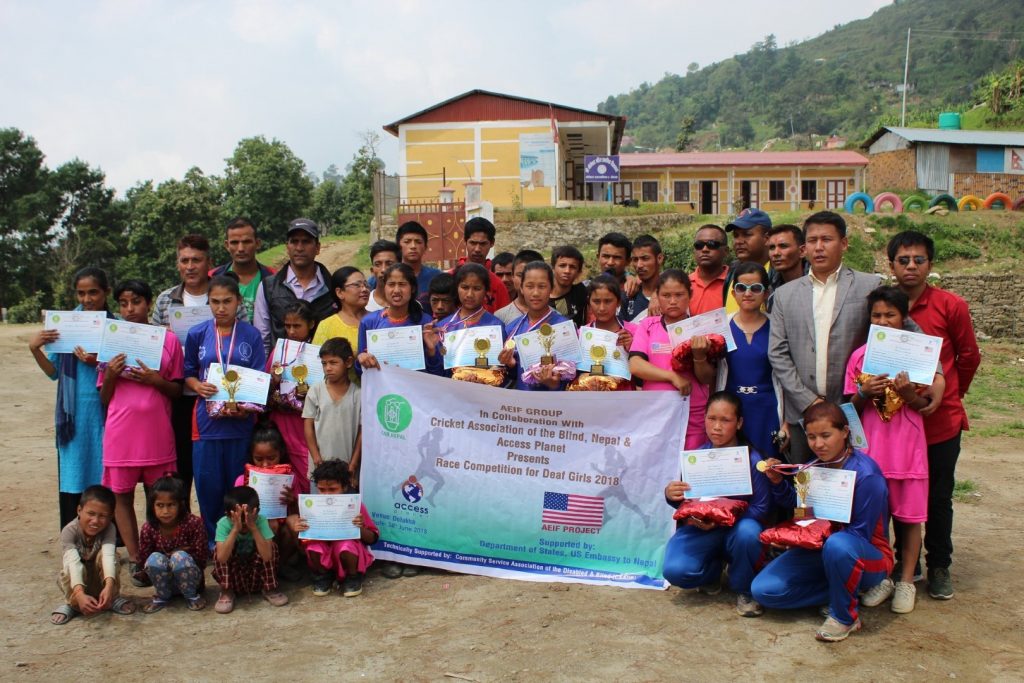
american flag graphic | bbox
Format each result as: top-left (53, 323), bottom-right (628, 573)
top-left (542, 492), bottom-right (604, 528)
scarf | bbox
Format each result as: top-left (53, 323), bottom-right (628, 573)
top-left (54, 306), bottom-right (115, 446)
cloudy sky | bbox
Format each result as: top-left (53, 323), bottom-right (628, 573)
top-left (0, 0), bottom-right (890, 193)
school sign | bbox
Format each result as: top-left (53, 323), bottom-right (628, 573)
top-left (361, 368), bottom-right (687, 589)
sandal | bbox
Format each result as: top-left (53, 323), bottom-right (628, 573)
top-left (50, 604), bottom-right (77, 625)
top-left (215, 591), bottom-right (235, 614)
top-left (186, 595), bottom-right (207, 611)
top-left (262, 590), bottom-right (289, 607)
top-left (142, 598), bottom-right (168, 614)
top-left (111, 596), bottom-right (136, 615)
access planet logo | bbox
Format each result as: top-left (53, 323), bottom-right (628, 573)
top-left (401, 476), bottom-right (424, 503)
top-left (377, 394), bottom-right (412, 434)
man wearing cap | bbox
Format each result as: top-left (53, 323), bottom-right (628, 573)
top-left (252, 218), bottom-right (337, 353)
top-left (723, 208), bottom-right (772, 314)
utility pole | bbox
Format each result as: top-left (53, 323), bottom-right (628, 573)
top-left (901, 28), bottom-right (911, 127)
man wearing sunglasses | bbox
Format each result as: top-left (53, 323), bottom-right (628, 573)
top-left (689, 224), bottom-right (730, 315)
top-left (888, 230), bottom-right (980, 601)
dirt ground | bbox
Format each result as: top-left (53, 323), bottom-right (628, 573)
top-left (1, 323), bottom-right (1022, 682)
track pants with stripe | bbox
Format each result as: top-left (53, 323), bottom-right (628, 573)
top-left (662, 517), bottom-right (764, 595)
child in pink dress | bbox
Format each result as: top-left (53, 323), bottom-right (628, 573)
top-left (844, 286), bottom-right (939, 614)
top-left (288, 459), bottom-right (378, 598)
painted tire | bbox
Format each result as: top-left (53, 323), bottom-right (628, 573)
top-left (844, 192), bottom-right (874, 213)
top-left (958, 195), bottom-right (983, 211)
top-left (873, 192), bottom-right (903, 213)
top-left (1013, 196), bottom-right (1024, 211)
top-left (929, 193), bottom-right (958, 211)
top-left (983, 192), bottom-right (1012, 210)
top-left (902, 194), bottom-right (929, 212)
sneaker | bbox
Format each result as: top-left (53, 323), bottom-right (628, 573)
top-left (891, 581), bottom-right (916, 613)
top-left (401, 565), bottom-right (419, 578)
top-left (696, 579), bottom-right (722, 596)
top-left (736, 593), bottom-right (763, 617)
top-left (928, 567), bottom-right (954, 600)
top-left (815, 615), bottom-right (862, 642)
top-left (342, 575), bottom-right (364, 597)
top-left (860, 578), bottom-right (894, 607)
top-left (381, 562), bottom-right (403, 579)
top-left (311, 574), bottom-right (333, 597)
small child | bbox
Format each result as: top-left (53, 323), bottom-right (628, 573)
top-left (428, 272), bottom-right (456, 321)
top-left (236, 424), bottom-right (300, 574)
top-left (267, 301), bottom-right (317, 494)
top-left (138, 475), bottom-right (208, 613)
top-left (51, 485), bottom-right (136, 624)
top-left (288, 459), bottom-right (379, 597)
top-left (212, 485), bottom-right (289, 614)
top-left (303, 338), bottom-right (362, 478)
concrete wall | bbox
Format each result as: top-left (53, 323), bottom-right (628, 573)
top-left (938, 274), bottom-right (1023, 338)
top-left (952, 173), bottom-right (1024, 200)
top-left (866, 148), bottom-right (917, 194)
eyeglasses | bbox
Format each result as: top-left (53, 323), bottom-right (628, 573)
top-left (895, 255), bottom-right (929, 266)
top-left (344, 281), bottom-right (370, 290)
top-left (693, 240), bottom-right (724, 251)
top-left (733, 283), bottom-right (766, 294)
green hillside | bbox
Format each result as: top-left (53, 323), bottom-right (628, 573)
top-left (599, 0), bottom-right (1024, 150)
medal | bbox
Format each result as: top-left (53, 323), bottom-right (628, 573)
top-left (215, 322), bottom-right (239, 410)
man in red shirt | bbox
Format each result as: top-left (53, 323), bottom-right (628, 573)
top-left (888, 230), bottom-right (981, 601)
top-left (688, 224), bottom-right (730, 315)
top-left (451, 217), bottom-right (511, 313)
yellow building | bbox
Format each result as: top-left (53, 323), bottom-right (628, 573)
top-left (383, 90), bottom-right (626, 208)
top-left (618, 151), bottom-right (869, 214)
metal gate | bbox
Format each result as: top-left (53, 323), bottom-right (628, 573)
top-left (396, 201), bottom-right (466, 268)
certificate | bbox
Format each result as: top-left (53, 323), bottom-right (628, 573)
top-left (248, 470), bottom-right (294, 520)
top-left (679, 446), bottom-right (752, 499)
top-left (840, 403), bottom-right (869, 451)
top-left (43, 310), bottom-right (106, 354)
top-left (168, 305), bottom-right (213, 345)
top-left (298, 493), bottom-right (361, 541)
top-left (862, 324), bottom-right (942, 385)
top-left (97, 320), bottom-right (167, 370)
top-left (514, 320), bottom-right (582, 367)
top-left (667, 307), bottom-right (737, 352)
top-left (206, 364), bottom-right (272, 405)
top-left (443, 325), bottom-right (503, 369)
top-left (805, 467), bottom-right (857, 523)
top-left (272, 339), bottom-right (325, 386)
top-left (366, 325), bottom-right (426, 370)
top-left (576, 327), bottom-right (631, 380)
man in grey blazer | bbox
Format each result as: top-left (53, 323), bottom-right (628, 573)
top-left (768, 211), bottom-right (932, 462)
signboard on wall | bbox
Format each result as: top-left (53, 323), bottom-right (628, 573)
top-left (583, 155), bottom-right (620, 182)
top-left (1006, 148), bottom-right (1024, 175)
top-left (520, 133), bottom-right (556, 188)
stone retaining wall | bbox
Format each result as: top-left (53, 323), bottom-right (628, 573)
top-left (494, 213), bottom-right (694, 253)
top-left (938, 273), bottom-right (1022, 338)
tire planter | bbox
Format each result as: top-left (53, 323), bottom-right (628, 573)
top-left (957, 195), bottom-right (983, 211)
top-left (873, 192), bottom-right (903, 213)
top-left (929, 193), bottom-right (958, 211)
top-left (844, 192), bottom-right (874, 214)
top-left (983, 192), bottom-right (1012, 210)
top-left (902, 194), bottom-right (929, 212)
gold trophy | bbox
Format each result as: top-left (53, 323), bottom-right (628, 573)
top-left (292, 364), bottom-right (309, 397)
top-left (222, 369), bottom-right (241, 410)
top-left (793, 470), bottom-right (815, 519)
top-left (538, 323), bottom-right (556, 365)
top-left (473, 337), bottom-right (491, 368)
top-left (589, 345), bottom-right (606, 375)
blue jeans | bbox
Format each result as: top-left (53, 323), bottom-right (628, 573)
top-left (662, 517), bottom-right (765, 595)
top-left (192, 438), bottom-right (249, 542)
top-left (751, 530), bottom-right (890, 625)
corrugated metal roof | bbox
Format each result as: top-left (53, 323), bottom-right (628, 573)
top-left (620, 151), bottom-right (868, 168)
top-left (864, 126), bottom-right (1024, 148)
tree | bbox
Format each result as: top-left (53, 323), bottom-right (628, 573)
top-left (674, 116), bottom-right (697, 151)
top-left (221, 136), bottom-right (314, 243)
top-left (320, 131), bottom-right (384, 236)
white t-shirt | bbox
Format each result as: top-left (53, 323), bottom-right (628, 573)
top-left (183, 290), bottom-right (207, 307)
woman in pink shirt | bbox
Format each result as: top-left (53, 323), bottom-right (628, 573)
top-left (629, 269), bottom-right (716, 449)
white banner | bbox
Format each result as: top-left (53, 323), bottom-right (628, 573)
top-left (361, 367), bottom-right (687, 589)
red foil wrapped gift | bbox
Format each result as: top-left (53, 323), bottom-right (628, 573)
top-left (759, 519), bottom-right (840, 550)
top-left (671, 333), bottom-right (727, 374)
top-left (672, 497), bottom-right (749, 527)
top-left (244, 463), bottom-right (294, 482)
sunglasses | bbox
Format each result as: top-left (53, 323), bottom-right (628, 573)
top-left (693, 240), bottom-right (724, 251)
top-left (895, 255), bottom-right (929, 266)
top-left (733, 283), bottom-right (766, 294)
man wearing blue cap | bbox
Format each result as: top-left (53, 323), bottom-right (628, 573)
top-left (723, 208), bottom-right (772, 313)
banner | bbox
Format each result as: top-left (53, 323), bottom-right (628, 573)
top-left (519, 133), bottom-right (556, 188)
top-left (361, 368), bottom-right (687, 590)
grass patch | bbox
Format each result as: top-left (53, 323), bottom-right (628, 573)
top-left (963, 341), bottom-right (1024, 440)
top-left (953, 479), bottom-right (980, 504)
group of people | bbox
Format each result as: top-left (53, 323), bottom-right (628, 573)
top-left (32, 209), bottom-right (980, 642)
